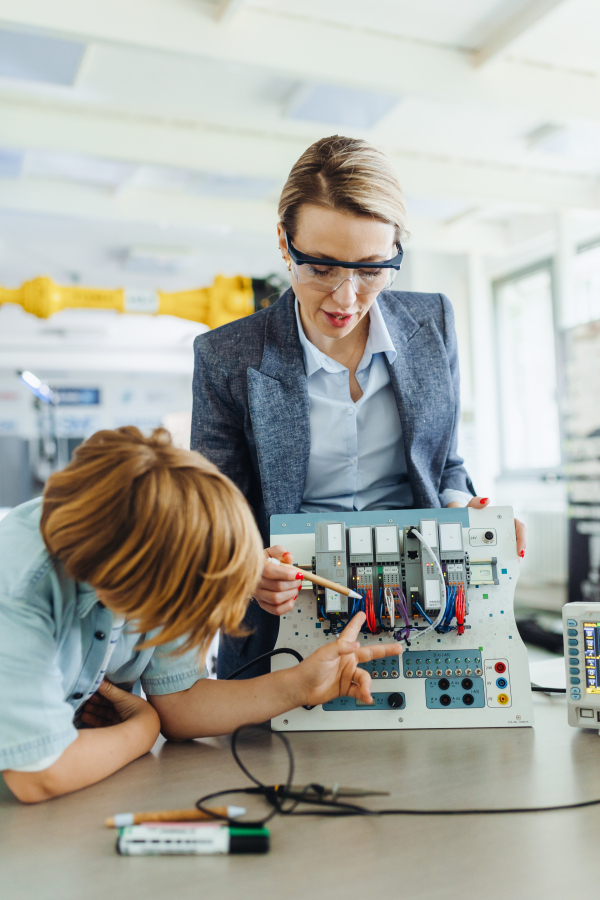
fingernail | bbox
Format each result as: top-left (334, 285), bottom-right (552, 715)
top-left (295, 572), bottom-right (304, 581)
top-left (520, 550), bottom-right (525, 558)
top-left (480, 498), bottom-right (489, 504)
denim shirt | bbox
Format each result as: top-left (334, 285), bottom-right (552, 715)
top-left (0, 499), bottom-right (205, 771)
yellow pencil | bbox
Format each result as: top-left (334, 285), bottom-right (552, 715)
top-left (105, 805), bottom-right (245, 827)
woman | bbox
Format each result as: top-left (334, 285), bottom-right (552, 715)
top-left (191, 135), bottom-right (526, 679)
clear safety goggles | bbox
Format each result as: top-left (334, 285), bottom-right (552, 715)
top-left (286, 232), bottom-right (403, 295)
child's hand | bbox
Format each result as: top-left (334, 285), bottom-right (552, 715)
top-left (294, 613), bottom-right (401, 708)
top-left (81, 680), bottom-right (159, 735)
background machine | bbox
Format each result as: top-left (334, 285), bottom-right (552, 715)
top-left (270, 506), bottom-right (533, 731)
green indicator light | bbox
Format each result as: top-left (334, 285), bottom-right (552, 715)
top-left (445, 658), bottom-right (451, 663)
top-left (465, 658), bottom-right (470, 663)
top-left (426, 659), bottom-right (431, 664)
top-left (416, 659), bottom-right (422, 664)
top-left (435, 658), bottom-right (441, 664)
top-left (455, 658), bottom-right (460, 663)
top-left (475, 657), bottom-right (481, 663)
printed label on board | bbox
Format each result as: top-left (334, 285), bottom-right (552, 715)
top-left (124, 289), bottom-right (160, 314)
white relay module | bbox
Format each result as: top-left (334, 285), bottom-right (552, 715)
top-left (270, 506), bottom-right (533, 732)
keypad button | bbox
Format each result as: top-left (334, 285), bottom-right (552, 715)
top-left (567, 619), bottom-right (577, 627)
top-left (570, 677), bottom-right (581, 685)
top-left (579, 708), bottom-right (594, 718)
top-left (570, 668), bottom-right (580, 675)
top-left (568, 629), bottom-right (577, 636)
top-left (568, 639), bottom-right (578, 646)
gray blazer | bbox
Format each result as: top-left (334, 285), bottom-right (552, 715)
top-left (191, 288), bottom-right (474, 677)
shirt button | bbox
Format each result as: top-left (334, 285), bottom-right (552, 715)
top-left (349, 458), bottom-right (356, 465)
top-left (72, 692), bottom-right (84, 700)
top-left (94, 631), bottom-right (106, 640)
top-left (347, 408), bottom-right (354, 415)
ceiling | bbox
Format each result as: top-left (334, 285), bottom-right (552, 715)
top-left (0, 0), bottom-right (600, 364)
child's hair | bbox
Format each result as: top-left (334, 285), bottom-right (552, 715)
top-left (40, 426), bottom-right (264, 655)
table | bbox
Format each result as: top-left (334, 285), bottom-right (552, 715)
top-left (2, 693), bottom-right (600, 900)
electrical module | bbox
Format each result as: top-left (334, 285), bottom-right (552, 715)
top-left (562, 602), bottom-right (600, 733)
top-left (270, 507), bottom-right (533, 732)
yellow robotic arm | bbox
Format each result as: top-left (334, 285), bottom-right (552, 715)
top-left (0, 274), bottom-right (267, 330)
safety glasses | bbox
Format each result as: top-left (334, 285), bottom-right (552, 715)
top-left (286, 232), bottom-right (403, 295)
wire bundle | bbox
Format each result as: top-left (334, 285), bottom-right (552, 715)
top-left (364, 585), bottom-right (377, 633)
top-left (455, 584), bottom-right (466, 635)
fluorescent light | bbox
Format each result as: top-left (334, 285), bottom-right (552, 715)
top-left (19, 370), bottom-right (58, 404)
top-left (287, 83), bottom-right (399, 129)
top-left (0, 28), bottom-right (86, 86)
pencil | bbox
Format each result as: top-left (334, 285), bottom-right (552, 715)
top-left (270, 559), bottom-right (361, 600)
top-left (105, 806), bottom-right (246, 827)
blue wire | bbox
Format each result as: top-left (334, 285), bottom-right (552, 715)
top-left (413, 600), bottom-right (433, 625)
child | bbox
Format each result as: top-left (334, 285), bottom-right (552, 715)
top-left (0, 426), bottom-right (399, 803)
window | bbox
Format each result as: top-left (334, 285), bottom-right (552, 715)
top-left (571, 240), bottom-right (600, 329)
top-left (494, 263), bottom-right (561, 472)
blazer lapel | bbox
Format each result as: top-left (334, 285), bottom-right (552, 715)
top-left (247, 291), bottom-right (311, 519)
top-left (379, 293), bottom-right (455, 506)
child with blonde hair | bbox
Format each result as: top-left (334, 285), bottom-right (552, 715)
top-left (0, 426), bottom-right (398, 803)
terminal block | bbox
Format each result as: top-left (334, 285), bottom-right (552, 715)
top-left (419, 519), bottom-right (443, 612)
top-left (315, 521), bottom-right (349, 616)
top-left (374, 525), bottom-right (401, 628)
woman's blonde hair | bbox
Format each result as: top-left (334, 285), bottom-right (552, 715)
top-left (278, 135), bottom-right (407, 245)
top-left (40, 427), bottom-right (264, 655)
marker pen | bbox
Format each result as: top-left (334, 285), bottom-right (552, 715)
top-left (116, 823), bottom-right (269, 856)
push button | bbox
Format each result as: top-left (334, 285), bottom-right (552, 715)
top-left (568, 639), bottom-right (578, 646)
top-left (568, 629), bottom-right (577, 636)
top-left (570, 668), bottom-right (580, 675)
top-left (579, 708), bottom-right (594, 718)
top-left (570, 677), bottom-right (581, 685)
top-left (94, 631), bottom-right (106, 641)
top-left (567, 619), bottom-right (577, 627)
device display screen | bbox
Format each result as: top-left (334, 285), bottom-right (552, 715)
top-left (583, 623), bottom-right (600, 693)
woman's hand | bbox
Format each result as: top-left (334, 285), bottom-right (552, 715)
top-left (294, 613), bottom-right (401, 708)
top-left (447, 496), bottom-right (527, 558)
top-left (253, 545), bottom-right (301, 616)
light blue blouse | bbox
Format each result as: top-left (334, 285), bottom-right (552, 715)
top-left (295, 299), bottom-right (472, 513)
top-left (0, 499), bottom-right (205, 771)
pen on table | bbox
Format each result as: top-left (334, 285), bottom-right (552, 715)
top-left (105, 805), bottom-right (246, 827)
top-left (269, 558), bottom-right (361, 599)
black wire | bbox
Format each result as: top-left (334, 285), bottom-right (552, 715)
top-left (531, 685), bottom-right (567, 693)
top-left (225, 648), bottom-right (305, 681)
top-left (195, 722), bottom-right (600, 822)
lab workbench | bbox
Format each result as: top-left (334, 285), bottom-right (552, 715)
top-left (2, 693), bottom-right (599, 900)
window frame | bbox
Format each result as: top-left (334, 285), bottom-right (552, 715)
top-left (492, 257), bottom-right (565, 480)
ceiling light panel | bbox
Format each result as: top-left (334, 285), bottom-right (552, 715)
top-left (0, 148), bottom-right (23, 179)
top-left (194, 173), bottom-right (278, 201)
top-left (25, 151), bottom-right (136, 187)
top-left (287, 82), bottom-right (399, 129)
top-left (0, 28), bottom-right (86, 86)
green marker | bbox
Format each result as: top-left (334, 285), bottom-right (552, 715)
top-left (117, 823), bottom-right (269, 856)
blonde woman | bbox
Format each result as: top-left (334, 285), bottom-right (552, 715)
top-left (191, 135), bottom-right (526, 679)
top-left (0, 427), bottom-right (398, 802)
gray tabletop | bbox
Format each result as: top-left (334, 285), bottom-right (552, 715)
top-left (2, 692), bottom-right (600, 900)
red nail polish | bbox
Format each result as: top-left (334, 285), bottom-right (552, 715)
top-left (295, 572), bottom-right (304, 580)
top-left (480, 498), bottom-right (489, 504)
top-left (520, 550), bottom-right (525, 558)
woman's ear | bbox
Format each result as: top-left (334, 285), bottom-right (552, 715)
top-left (277, 222), bottom-right (290, 266)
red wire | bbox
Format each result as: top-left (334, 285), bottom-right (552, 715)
top-left (456, 584), bottom-right (466, 635)
top-left (365, 586), bottom-right (377, 633)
